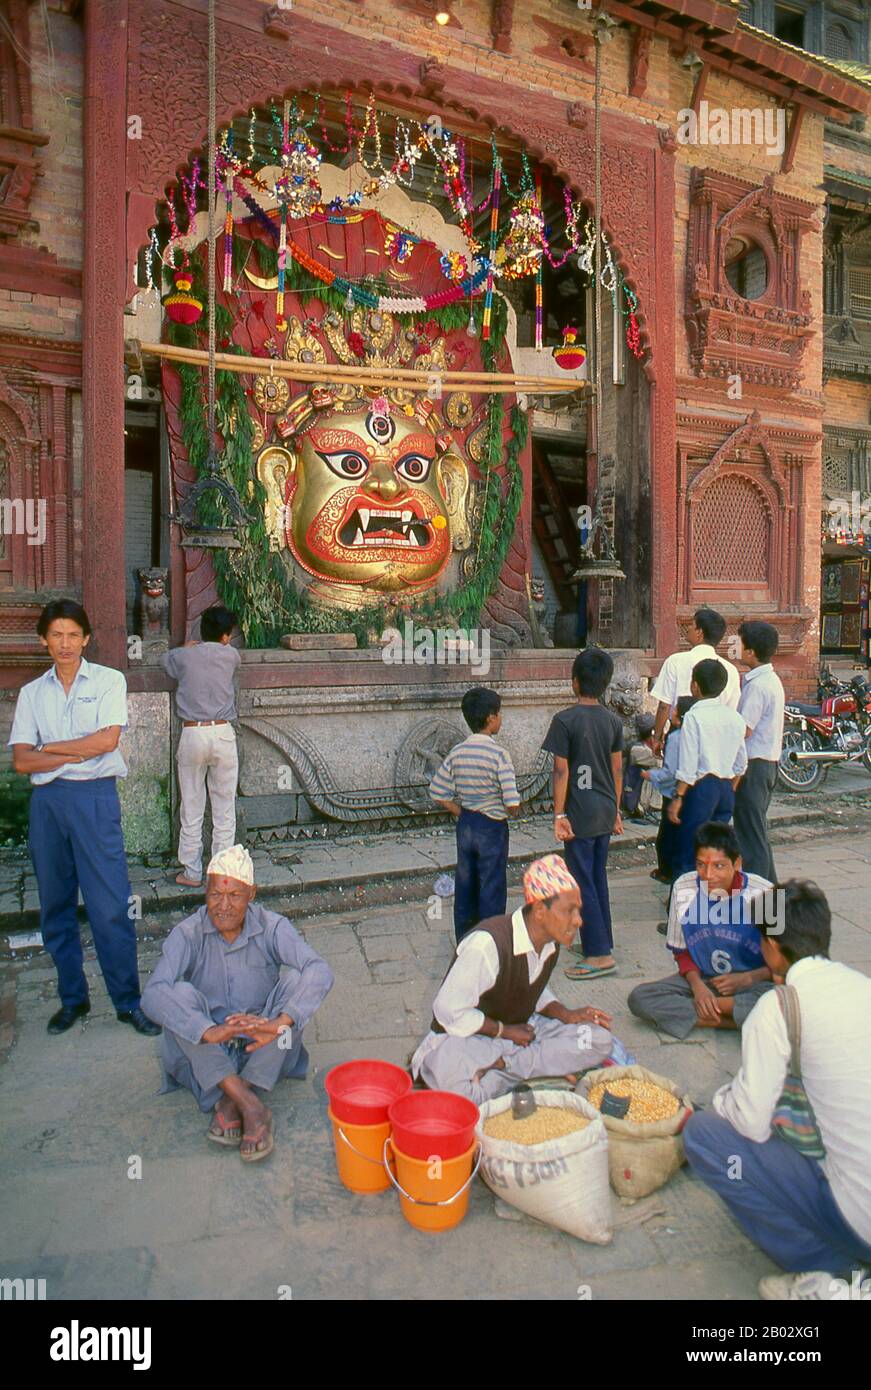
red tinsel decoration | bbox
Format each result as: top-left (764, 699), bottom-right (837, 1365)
top-left (626, 312), bottom-right (643, 359)
top-left (347, 330), bottom-right (366, 358)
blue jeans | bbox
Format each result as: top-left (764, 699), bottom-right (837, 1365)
top-left (564, 833), bottom-right (613, 957)
top-left (684, 1111), bottom-right (871, 1275)
top-left (28, 777), bottom-right (141, 1011)
top-left (674, 775), bottom-right (734, 877)
top-left (454, 809), bottom-right (509, 944)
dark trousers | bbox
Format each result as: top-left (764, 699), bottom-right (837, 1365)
top-left (674, 775), bottom-right (734, 877)
top-left (454, 809), bottom-right (509, 944)
top-left (655, 797), bottom-right (677, 879)
top-left (564, 833), bottom-right (613, 957)
top-left (28, 777), bottom-right (140, 1011)
top-left (684, 1112), bottom-right (871, 1275)
top-left (734, 758), bottom-right (778, 881)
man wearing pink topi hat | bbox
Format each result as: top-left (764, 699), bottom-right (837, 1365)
top-left (410, 853), bottom-right (618, 1103)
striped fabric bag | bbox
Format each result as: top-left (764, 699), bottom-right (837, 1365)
top-left (771, 984), bottom-right (826, 1161)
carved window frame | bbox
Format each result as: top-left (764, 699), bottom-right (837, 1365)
top-left (686, 170), bottom-right (817, 388)
top-left (677, 415), bottom-right (799, 616)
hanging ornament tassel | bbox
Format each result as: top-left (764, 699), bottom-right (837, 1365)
top-left (622, 283), bottom-right (644, 359)
top-left (276, 207), bottom-right (288, 330)
top-left (222, 180), bottom-right (234, 293)
top-left (534, 171), bottom-right (544, 351)
top-left (483, 156), bottom-right (501, 342)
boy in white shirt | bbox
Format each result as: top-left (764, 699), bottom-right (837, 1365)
top-left (734, 620), bottom-right (785, 882)
top-left (667, 659), bottom-right (747, 877)
top-left (650, 607), bottom-right (740, 754)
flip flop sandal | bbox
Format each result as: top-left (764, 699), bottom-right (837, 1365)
top-left (563, 963), bottom-right (617, 980)
top-left (207, 1108), bottom-right (242, 1147)
top-left (239, 1110), bottom-right (274, 1163)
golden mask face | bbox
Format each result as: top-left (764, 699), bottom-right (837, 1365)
top-left (284, 404), bottom-right (469, 592)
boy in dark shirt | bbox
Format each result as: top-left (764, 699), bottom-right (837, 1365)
top-left (162, 605), bottom-right (241, 888)
top-left (541, 648), bottom-right (624, 980)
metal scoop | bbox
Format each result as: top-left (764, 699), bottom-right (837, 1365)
top-left (511, 1084), bottom-right (537, 1120)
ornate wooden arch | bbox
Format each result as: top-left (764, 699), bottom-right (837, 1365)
top-left (0, 366), bottom-right (40, 593)
top-left (687, 410), bottom-right (789, 508)
top-left (125, 5), bottom-right (660, 366)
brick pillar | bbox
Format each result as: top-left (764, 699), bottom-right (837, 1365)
top-left (82, 0), bottom-right (128, 668)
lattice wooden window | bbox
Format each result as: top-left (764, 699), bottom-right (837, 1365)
top-left (823, 450), bottom-right (849, 496)
top-left (694, 475), bottom-right (770, 584)
top-left (849, 266), bottom-right (871, 319)
top-left (826, 23), bottom-right (853, 62)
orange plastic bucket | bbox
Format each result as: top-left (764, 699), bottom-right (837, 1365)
top-left (328, 1106), bottom-right (393, 1194)
top-left (385, 1136), bottom-right (481, 1233)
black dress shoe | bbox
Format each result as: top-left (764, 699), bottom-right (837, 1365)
top-left (116, 1007), bottom-right (161, 1037)
top-left (47, 1001), bottom-right (90, 1035)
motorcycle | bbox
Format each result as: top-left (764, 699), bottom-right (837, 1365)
top-left (778, 671), bottom-right (871, 792)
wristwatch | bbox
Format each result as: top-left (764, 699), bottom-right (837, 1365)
top-left (554, 812), bottom-right (570, 820)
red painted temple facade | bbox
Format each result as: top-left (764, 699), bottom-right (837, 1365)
top-left (2, 1), bottom-right (871, 845)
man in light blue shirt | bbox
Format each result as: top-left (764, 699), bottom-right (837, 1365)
top-left (668, 659), bottom-right (747, 876)
top-left (8, 600), bottom-right (159, 1037)
top-left (734, 620), bottom-right (785, 882)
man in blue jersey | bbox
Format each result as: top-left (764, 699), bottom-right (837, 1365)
top-left (628, 821), bottom-right (774, 1038)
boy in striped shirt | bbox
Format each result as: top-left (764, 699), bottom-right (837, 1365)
top-left (430, 688), bottom-right (521, 944)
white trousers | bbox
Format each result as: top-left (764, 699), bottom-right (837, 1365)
top-left (417, 1015), bottom-right (613, 1106)
top-left (176, 725), bottom-right (238, 880)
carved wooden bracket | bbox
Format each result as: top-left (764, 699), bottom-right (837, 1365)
top-left (628, 30), bottom-right (651, 99)
top-left (491, 0), bottom-right (514, 55)
top-left (685, 168), bottom-right (818, 391)
top-left (532, 18), bottom-right (594, 75)
top-left (419, 57), bottom-right (447, 94)
top-left (0, 134), bottom-right (45, 238)
top-left (262, 6), bottom-right (291, 40)
top-left (567, 103), bottom-right (591, 133)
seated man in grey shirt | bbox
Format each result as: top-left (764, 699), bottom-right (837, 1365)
top-left (142, 845), bottom-right (334, 1161)
top-left (162, 605), bottom-right (241, 887)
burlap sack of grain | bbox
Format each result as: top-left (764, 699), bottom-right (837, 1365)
top-left (580, 1064), bottom-right (694, 1202)
top-left (476, 1091), bottom-right (613, 1243)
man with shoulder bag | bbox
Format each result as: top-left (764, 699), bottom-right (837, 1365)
top-left (682, 880), bottom-right (871, 1300)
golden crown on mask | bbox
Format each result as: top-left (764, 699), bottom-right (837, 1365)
top-left (255, 307), bottom-right (473, 598)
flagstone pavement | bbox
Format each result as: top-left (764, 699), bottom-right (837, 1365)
top-left (1, 821), bottom-right (870, 1302)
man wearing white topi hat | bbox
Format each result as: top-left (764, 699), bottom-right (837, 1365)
top-left (142, 845), bottom-right (333, 1161)
top-left (410, 854), bottom-right (618, 1104)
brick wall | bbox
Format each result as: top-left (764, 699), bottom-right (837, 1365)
top-left (824, 376), bottom-right (871, 431)
top-left (0, 7), bottom-right (83, 345)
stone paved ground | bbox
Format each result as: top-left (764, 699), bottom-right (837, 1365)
top-left (1, 819), bottom-right (870, 1302)
top-left (2, 764), bottom-right (870, 926)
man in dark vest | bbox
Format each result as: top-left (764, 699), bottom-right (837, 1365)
top-left (410, 854), bottom-right (615, 1103)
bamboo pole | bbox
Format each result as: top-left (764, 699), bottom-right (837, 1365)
top-left (138, 340), bottom-right (590, 393)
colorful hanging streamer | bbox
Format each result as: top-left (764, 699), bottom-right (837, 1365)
top-left (534, 172), bottom-right (543, 351)
top-left (483, 157), bottom-right (501, 342)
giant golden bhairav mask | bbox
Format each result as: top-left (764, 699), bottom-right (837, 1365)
top-left (256, 311), bottom-right (473, 596)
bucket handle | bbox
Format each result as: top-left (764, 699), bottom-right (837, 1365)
top-left (382, 1137), bottom-right (482, 1207)
top-left (336, 1124), bottom-right (395, 1168)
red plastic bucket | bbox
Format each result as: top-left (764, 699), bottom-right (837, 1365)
top-left (325, 1059), bottom-right (412, 1126)
top-left (388, 1090), bottom-right (480, 1161)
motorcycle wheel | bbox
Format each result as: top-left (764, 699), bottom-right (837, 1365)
top-left (863, 736), bottom-right (871, 776)
top-left (777, 730), bottom-right (826, 792)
